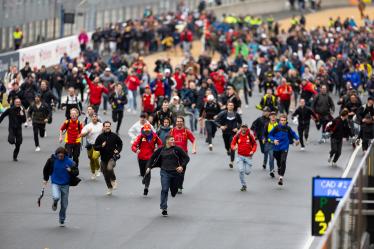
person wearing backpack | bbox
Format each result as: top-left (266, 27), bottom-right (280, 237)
top-left (59, 108), bottom-right (84, 167)
top-left (42, 147), bottom-right (79, 227)
top-left (230, 124), bottom-right (257, 191)
top-left (131, 123), bottom-right (162, 196)
top-left (262, 111), bottom-right (278, 178)
top-left (61, 87), bottom-right (82, 119)
top-left (268, 114), bottom-right (299, 186)
top-left (109, 83), bottom-right (127, 134)
top-left (169, 116), bottom-right (196, 194)
top-left (327, 110), bottom-right (351, 167)
top-left (199, 94), bottom-right (221, 151)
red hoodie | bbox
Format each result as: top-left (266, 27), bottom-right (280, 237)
top-left (302, 81), bottom-right (318, 95)
top-left (231, 130), bottom-right (257, 157)
top-left (125, 75), bottom-right (140, 91)
top-left (276, 84), bottom-right (293, 101)
top-left (85, 75), bottom-right (109, 105)
top-left (173, 72), bottom-right (186, 91)
top-left (210, 71), bottom-right (226, 94)
top-left (131, 131), bottom-right (162, 160)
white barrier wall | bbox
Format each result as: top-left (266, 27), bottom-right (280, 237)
top-left (18, 35), bottom-right (81, 69)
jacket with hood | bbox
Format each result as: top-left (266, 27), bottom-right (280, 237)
top-left (43, 154), bottom-right (77, 185)
top-left (131, 130), bottom-right (163, 160)
top-left (268, 124), bottom-right (299, 151)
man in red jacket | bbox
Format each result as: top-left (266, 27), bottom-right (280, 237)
top-left (125, 70), bottom-right (140, 113)
top-left (210, 69), bottom-right (226, 96)
top-left (231, 124), bottom-right (257, 191)
top-left (84, 74), bottom-right (109, 113)
top-left (131, 123), bottom-right (162, 195)
top-left (276, 78), bottom-right (293, 114)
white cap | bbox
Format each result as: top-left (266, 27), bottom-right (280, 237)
top-left (72, 67), bottom-right (78, 72)
top-left (315, 54), bottom-right (320, 60)
top-left (105, 67), bottom-right (111, 72)
top-left (172, 95), bottom-right (180, 100)
top-left (164, 68), bottom-right (171, 74)
top-left (207, 94), bottom-right (214, 101)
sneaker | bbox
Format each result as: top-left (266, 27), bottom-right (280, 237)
top-left (59, 220), bottom-right (65, 227)
top-left (95, 170), bottom-right (101, 177)
top-left (143, 188), bottom-right (148, 196)
top-left (278, 177), bottom-right (283, 186)
top-left (52, 200), bottom-right (58, 211)
top-left (162, 209), bottom-right (168, 217)
top-left (44, 132), bottom-right (47, 138)
top-left (226, 150), bottom-right (230, 156)
top-left (300, 147), bottom-right (305, 151)
top-left (106, 189), bottom-right (113, 196)
top-left (240, 185), bottom-right (247, 191)
top-left (111, 181), bottom-right (117, 190)
top-left (103, 110), bottom-right (107, 115)
top-left (35, 146), bottom-right (41, 152)
top-left (24, 123), bottom-right (28, 128)
top-left (209, 144), bottom-right (213, 151)
top-left (229, 162), bottom-right (233, 169)
top-left (13, 158), bottom-right (18, 162)
top-left (91, 174), bottom-right (96, 180)
top-left (328, 157), bottom-right (332, 163)
top-left (262, 164), bottom-right (266, 170)
top-left (177, 188), bottom-right (183, 194)
top-left (270, 171), bottom-right (275, 178)
top-left (245, 105), bottom-right (249, 108)
top-left (332, 162), bottom-right (337, 167)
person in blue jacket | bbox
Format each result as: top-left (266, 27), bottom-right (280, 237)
top-left (43, 147), bottom-right (77, 226)
top-left (268, 114), bottom-right (299, 186)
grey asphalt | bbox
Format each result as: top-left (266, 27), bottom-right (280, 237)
top-left (0, 89), bottom-right (359, 249)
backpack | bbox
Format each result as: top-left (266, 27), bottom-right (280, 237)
top-left (170, 128), bottom-right (188, 140)
top-left (272, 125), bottom-right (294, 144)
top-left (64, 119), bottom-right (82, 134)
top-left (45, 156), bottom-right (81, 187)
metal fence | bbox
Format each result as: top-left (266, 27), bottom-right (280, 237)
top-left (316, 144), bottom-right (374, 249)
top-left (0, 0), bottom-right (246, 52)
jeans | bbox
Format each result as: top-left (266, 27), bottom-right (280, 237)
top-left (186, 107), bottom-right (199, 132)
top-left (160, 169), bottom-right (181, 210)
top-left (236, 155), bottom-right (252, 186)
top-left (205, 120), bottom-right (217, 144)
top-left (103, 93), bottom-right (109, 111)
top-left (52, 184), bottom-right (69, 223)
top-left (263, 142), bottom-right (274, 172)
top-left (127, 90), bottom-right (137, 111)
top-left (33, 123), bottom-right (46, 147)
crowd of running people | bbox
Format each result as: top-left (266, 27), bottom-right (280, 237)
top-left (0, 3), bottom-right (373, 225)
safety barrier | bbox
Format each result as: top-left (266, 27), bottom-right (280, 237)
top-left (315, 143), bottom-right (374, 249)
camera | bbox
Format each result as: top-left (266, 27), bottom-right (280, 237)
top-left (112, 153), bottom-right (121, 161)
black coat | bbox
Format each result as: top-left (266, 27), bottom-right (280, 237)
top-left (146, 146), bottom-right (190, 171)
top-left (292, 106), bottom-right (317, 125)
top-left (94, 131), bottom-right (123, 162)
top-left (0, 106), bottom-right (26, 129)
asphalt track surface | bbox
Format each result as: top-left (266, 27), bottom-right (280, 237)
top-left (0, 89), bottom-right (359, 249)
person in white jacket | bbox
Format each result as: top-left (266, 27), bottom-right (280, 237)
top-left (128, 113), bottom-right (155, 144)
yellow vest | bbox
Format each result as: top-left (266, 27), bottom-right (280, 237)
top-left (13, 31), bottom-right (22, 39)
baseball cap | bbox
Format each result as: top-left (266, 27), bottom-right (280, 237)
top-left (269, 111), bottom-right (277, 116)
top-left (262, 106), bottom-right (271, 112)
top-left (241, 124), bottom-right (249, 128)
top-left (143, 123), bottom-right (152, 131)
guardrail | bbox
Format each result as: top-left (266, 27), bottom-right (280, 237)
top-left (316, 142), bottom-right (374, 249)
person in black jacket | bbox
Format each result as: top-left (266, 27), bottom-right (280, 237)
top-left (109, 83), bottom-right (127, 134)
top-left (327, 110), bottom-right (351, 167)
top-left (7, 81), bottom-right (23, 106)
top-left (94, 121), bottom-right (123, 196)
top-left (251, 107), bottom-right (270, 155)
top-left (291, 98), bottom-right (318, 150)
top-left (0, 98), bottom-right (26, 161)
top-left (145, 135), bottom-right (190, 217)
top-left (215, 102), bottom-right (242, 168)
top-left (28, 95), bottom-right (51, 151)
top-left (355, 97), bottom-right (374, 152)
top-left (199, 94), bottom-right (221, 151)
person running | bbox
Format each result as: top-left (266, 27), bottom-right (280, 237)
top-left (256, 88), bottom-right (278, 112)
top-left (59, 108), bottom-right (83, 167)
top-left (268, 114), bottom-right (299, 186)
top-left (276, 78), bottom-right (293, 115)
top-left (326, 110), bottom-right (351, 167)
top-left (313, 85), bottom-right (335, 144)
top-left (262, 111), bottom-right (278, 177)
top-left (230, 124), bottom-right (257, 191)
top-left (131, 123), bottom-right (162, 196)
top-left (356, 97), bottom-right (374, 153)
top-left (169, 116), bottom-right (196, 194)
top-left (251, 107), bottom-right (270, 162)
top-left (80, 112), bottom-right (103, 180)
top-left (61, 87), bottom-right (82, 119)
top-left (291, 98), bottom-right (318, 150)
top-left (42, 147), bottom-right (79, 227)
top-left (157, 118), bottom-right (172, 145)
top-left (199, 94), bottom-right (220, 151)
top-left (215, 102), bottom-right (242, 168)
top-left (109, 83), bottom-right (127, 134)
top-left (128, 113), bottom-right (155, 144)
top-left (94, 121), bottom-right (123, 195)
top-left (153, 100), bottom-right (175, 128)
top-left (145, 135), bottom-right (190, 216)
top-left (28, 94), bottom-right (51, 152)
top-left (84, 73), bottom-right (109, 113)
top-left (0, 98), bottom-right (26, 161)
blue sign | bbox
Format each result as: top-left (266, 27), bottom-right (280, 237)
top-left (313, 177), bottom-right (352, 198)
